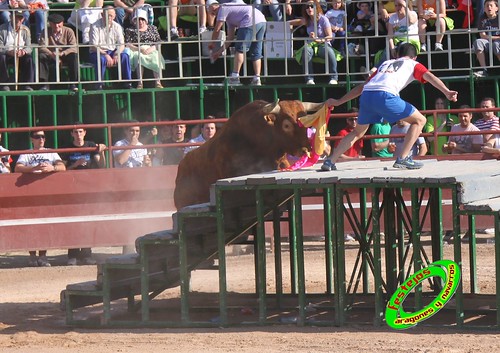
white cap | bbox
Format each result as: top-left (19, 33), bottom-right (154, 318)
top-left (206, 0), bottom-right (219, 10)
top-left (133, 9), bottom-right (148, 23)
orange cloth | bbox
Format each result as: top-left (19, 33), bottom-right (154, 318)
top-left (298, 103), bottom-right (330, 157)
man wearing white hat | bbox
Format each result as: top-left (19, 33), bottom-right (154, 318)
top-left (207, 0), bottom-right (266, 86)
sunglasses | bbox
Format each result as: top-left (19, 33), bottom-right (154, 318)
top-left (31, 135), bottom-right (46, 139)
top-left (306, 4), bottom-right (315, 8)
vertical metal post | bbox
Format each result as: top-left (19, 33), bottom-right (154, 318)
top-left (452, 187), bottom-right (464, 326)
top-left (216, 187), bottom-right (228, 326)
top-left (288, 198), bottom-right (298, 294)
top-left (323, 186), bottom-right (334, 294)
top-left (360, 188), bottom-right (369, 293)
top-left (468, 214), bottom-right (478, 294)
top-left (384, 188), bottom-right (397, 294)
top-left (372, 188), bottom-right (383, 326)
top-left (334, 185), bottom-right (346, 326)
top-left (272, 207), bottom-right (283, 307)
top-left (179, 213), bottom-right (190, 324)
top-left (294, 188), bottom-right (306, 326)
top-left (411, 187), bottom-right (422, 310)
top-left (255, 188), bottom-right (267, 324)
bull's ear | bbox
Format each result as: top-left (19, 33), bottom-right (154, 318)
top-left (264, 114), bottom-right (275, 125)
top-left (262, 99), bottom-right (281, 115)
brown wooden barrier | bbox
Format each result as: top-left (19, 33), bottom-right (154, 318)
top-left (0, 166), bottom-right (177, 252)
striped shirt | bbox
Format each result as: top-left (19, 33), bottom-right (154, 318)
top-left (474, 116), bottom-right (500, 131)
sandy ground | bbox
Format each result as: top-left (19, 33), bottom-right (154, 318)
top-left (1, 234), bottom-right (500, 353)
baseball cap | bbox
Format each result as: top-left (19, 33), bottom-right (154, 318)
top-left (206, 0), bottom-right (219, 9)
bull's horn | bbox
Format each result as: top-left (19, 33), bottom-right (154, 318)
top-left (263, 99), bottom-right (281, 114)
top-left (302, 102), bottom-right (325, 112)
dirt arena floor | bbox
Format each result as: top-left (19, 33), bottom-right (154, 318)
top-left (1, 232), bottom-right (500, 353)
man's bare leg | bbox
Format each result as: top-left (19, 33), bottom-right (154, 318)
top-left (398, 110), bottom-right (426, 159)
top-left (321, 124), bottom-right (369, 170)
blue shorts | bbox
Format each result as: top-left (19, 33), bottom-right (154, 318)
top-left (235, 22), bottom-right (266, 61)
top-left (358, 91), bottom-right (416, 125)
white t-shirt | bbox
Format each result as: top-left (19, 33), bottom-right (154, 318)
top-left (448, 124), bottom-right (483, 154)
top-left (325, 9), bottom-right (346, 28)
top-left (16, 148), bottom-right (62, 168)
top-left (388, 11), bottom-right (418, 39)
top-left (364, 57), bottom-right (428, 96)
top-left (113, 139), bottom-right (147, 168)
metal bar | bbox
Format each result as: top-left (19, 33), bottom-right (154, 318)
top-left (255, 188), bottom-right (267, 324)
top-left (468, 214), bottom-right (478, 294)
top-left (216, 187), bottom-right (228, 326)
top-left (294, 188), bottom-right (306, 326)
top-left (384, 188), bottom-right (397, 294)
top-left (179, 213), bottom-right (190, 324)
top-left (452, 186), bottom-right (464, 327)
top-left (288, 198), bottom-right (298, 294)
top-left (272, 207), bottom-right (283, 307)
top-left (323, 187), bottom-right (334, 294)
top-left (372, 188), bottom-right (383, 326)
top-left (411, 187), bottom-right (422, 310)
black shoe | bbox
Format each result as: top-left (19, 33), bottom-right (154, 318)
top-left (1, 86), bottom-right (10, 91)
top-left (25, 86), bottom-right (33, 91)
top-left (69, 84), bottom-right (78, 92)
top-left (95, 84), bottom-right (103, 90)
top-left (123, 83), bottom-right (132, 89)
top-left (39, 85), bottom-right (49, 91)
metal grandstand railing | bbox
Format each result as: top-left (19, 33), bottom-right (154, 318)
top-left (0, 1), bottom-right (497, 150)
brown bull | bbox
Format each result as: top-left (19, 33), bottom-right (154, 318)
top-left (174, 100), bottom-right (324, 209)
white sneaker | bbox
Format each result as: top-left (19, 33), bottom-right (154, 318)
top-left (170, 27), bottom-right (179, 40)
top-left (344, 234), bottom-right (356, 242)
top-left (250, 76), bottom-right (262, 86)
top-left (434, 43), bottom-right (444, 51)
top-left (420, 43), bottom-right (427, 52)
top-left (306, 79), bottom-right (315, 85)
top-left (228, 76), bottom-right (241, 85)
top-left (328, 79), bottom-right (338, 85)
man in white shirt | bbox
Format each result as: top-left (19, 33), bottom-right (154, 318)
top-left (443, 106), bottom-right (483, 154)
top-left (113, 121), bottom-right (148, 168)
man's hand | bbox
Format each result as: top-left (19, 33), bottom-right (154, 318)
top-left (445, 90), bottom-right (458, 102)
top-left (104, 53), bottom-right (114, 67)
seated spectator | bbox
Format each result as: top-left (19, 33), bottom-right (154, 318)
top-left (348, 1), bottom-right (375, 33)
top-left (168, 0), bottom-right (207, 39)
top-left (254, 0), bottom-right (287, 22)
top-left (153, 122), bottom-right (189, 165)
top-left (424, 96), bottom-right (457, 155)
top-left (386, 0), bottom-right (419, 58)
top-left (0, 131), bottom-right (11, 173)
top-left (125, 9), bottom-right (165, 89)
top-left (442, 106), bottom-right (483, 154)
top-left (0, 10), bottom-right (34, 91)
top-left (16, 0), bottom-right (47, 42)
top-left (114, 0), bottom-right (153, 27)
top-left (334, 107), bottom-right (365, 159)
top-left (472, 0), bottom-right (500, 78)
top-left (89, 6), bottom-right (132, 90)
top-left (475, 96), bottom-right (500, 145)
top-left (378, 0), bottom-right (396, 22)
top-left (38, 13), bottom-right (79, 92)
top-left (68, 0), bottom-right (104, 44)
top-left (113, 120), bottom-right (149, 167)
top-left (390, 119), bottom-right (427, 156)
top-left (184, 118), bottom-right (216, 154)
top-left (0, 0), bottom-right (13, 26)
top-left (417, 0), bottom-right (454, 52)
top-left (207, 0), bottom-right (266, 86)
top-left (14, 130), bottom-right (66, 267)
top-left (325, 0), bottom-right (347, 55)
top-left (60, 124), bottom-right (105, 265)
top-left (289, 1), bottom-right (338, 85)
top-left (370, 121), bottom-right (393, 158)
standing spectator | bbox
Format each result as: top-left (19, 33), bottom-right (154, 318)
top-left (38, 13), bottom-right (79, 92)
top-left (0, 10), bottom-right (34, 91)
top-left (15, 130), bottom-right (66, 267)
top-left (475, 97), bottom-right (500, 145)
top-left (0, 131), bottom-right (11, 173)
top-left (89, 6), bottom-right (132, 90)
top-left (417, 0), bottom-right (454, 52)
top-left (442, 106), bottom-right (483, 154)
top-left (472, 0), bottom-right (500, 78)
top-left (207, 0), bottom-right (266, 86)
top-left (334, 108), bottom-right (365, 159)
top-left (153, 123), bottom-right (189, 165)
top-left (125, 9), bottom-right (165, 89)
top-left (184, 118), bottom-right (216, 154)
top-left (68, 0), bottom-right (104, 44)
top-left (325, 0), bottom-right (347, 55)
top-left (390, 119), bottom-right (427, 156)
top-left (168, 0), bottom-right (207, 39)
top-left (370, 121), bottom-right (394, 158)
top-left (424, 96), bottom-right (457, 155)
top-left (60, 124), bottom-right (105, 266)
top-left (290, 1), bottom-right (338, 85)
top-left (17, 0), bottom-right (48, 42)
top-left (113, 120), bottom-right (149, 167)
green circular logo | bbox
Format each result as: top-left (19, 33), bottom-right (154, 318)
top-left (385, 259), bottom-right (460, 329)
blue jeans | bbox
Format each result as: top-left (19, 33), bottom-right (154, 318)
top-left (304, 43), bottom-right (338, 81)
top-left (90, 50), bottom-right (132, 82)
top-left (22, 9), bottom-right (45, 40)
top-left (235, 22), bottom-right (266, 61)
top-left (253, 0), bottom-right (283, 22)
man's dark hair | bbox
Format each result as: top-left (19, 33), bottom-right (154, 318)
top-left (397, 43), bottom-right (417, 58)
